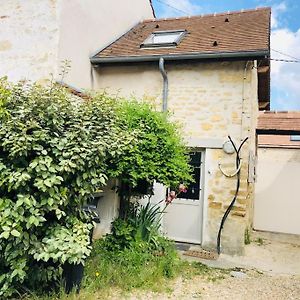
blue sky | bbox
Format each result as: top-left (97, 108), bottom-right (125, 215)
top-left (152, 0), bottom-right (300, 111)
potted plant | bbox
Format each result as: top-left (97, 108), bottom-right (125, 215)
top-left (30, 217), bottom-right (94, 293)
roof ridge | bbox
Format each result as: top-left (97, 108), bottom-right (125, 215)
top-left (142, 6), bottom-right (271, 23)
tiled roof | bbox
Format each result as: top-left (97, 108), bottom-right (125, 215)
top-left (258, 135), bottom-right (300, 148)
top-left (56, 81), bottom-right (90, 100)
top-left (257, 111), bottom-right (300, 134)
top-left (93, 7), bottom-right (270, 61)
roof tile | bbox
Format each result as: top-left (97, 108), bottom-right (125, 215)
top-left (258, 111), bottom-right (300, 132)
top-left (94, 7), bottom-right (271, 59)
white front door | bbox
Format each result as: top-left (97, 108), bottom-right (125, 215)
top-left (163, 151), bottom-right (204, 244)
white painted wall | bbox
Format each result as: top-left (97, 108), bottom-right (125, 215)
top-left (93, 180), bottom-right (119, 239)
top-left (0, 0), bottom-right (60, 83)
top-left (254, 147), bottom-right (300, 235)
top-left (58, 0), bottom-right (154, 89)
top-left (0, 0), bottom-right (153, 87)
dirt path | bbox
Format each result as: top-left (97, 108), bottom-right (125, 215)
top-left (103, 270), bottom-right (300, 300)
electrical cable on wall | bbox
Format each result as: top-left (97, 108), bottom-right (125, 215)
top-left (216, 135), bottom-right (248, 254)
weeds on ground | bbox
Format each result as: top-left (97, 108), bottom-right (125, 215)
top-left (255, 237), bottom-right (265, 246)
top-left (180, 261), bottom-right (229, 282)
top-left (244, 229), bottom-right (251, 245)
top-left (25, 254), bottom-right (228, 300)
top-left (83, 237), bottom-right (181, 295)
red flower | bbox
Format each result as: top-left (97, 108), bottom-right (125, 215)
top-left (179, 184), bottom-right (187, 193)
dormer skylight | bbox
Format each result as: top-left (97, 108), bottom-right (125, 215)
top-left (140, 30), bottom-right (186, 48)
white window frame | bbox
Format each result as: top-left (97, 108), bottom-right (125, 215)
top-left (140, 30), bottom-right (186, 48)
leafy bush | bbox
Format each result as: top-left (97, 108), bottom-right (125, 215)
top-left (111, 100), bottom-right (192, 188)
top-left (0, 79), bottom-right (127, 297)
top-left (102, 199), bottom-right (167, 253)
top-left (109, 100), bottom-right (192, 217)
top-left (0, 78), bottom-right (191, 298)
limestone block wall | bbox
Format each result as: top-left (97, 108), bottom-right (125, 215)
top-left (94, 60), bottom-right (258, 254)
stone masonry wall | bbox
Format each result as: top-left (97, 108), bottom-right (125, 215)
top-left (94, 60), bottom-right (258, 254)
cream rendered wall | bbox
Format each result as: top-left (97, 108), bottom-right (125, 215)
top-left (0, 0), bottom-right (153, 87)
top-left (254, 147), bottom-right (300, 235)
top-left (94, 60), bottom-right (258, 254)
top-left (0, 0), bottom-right (60, 83)
top-left (58, 0), bottom-right (154, 89)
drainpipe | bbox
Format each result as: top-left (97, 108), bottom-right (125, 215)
top-left (159, 57), bottom-right (168, 112)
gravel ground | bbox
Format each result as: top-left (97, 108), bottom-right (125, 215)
top-left (104, 232), bottom-right (300, 300)
top-left (107, 270), bottom-right (300, 300)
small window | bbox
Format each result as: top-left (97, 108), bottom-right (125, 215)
top-left (177, 152), bottom-right (202, 200)
top-left (140, 30), bottom-right (186, 48)
top-left (290, 135), bottom-right (300, 141)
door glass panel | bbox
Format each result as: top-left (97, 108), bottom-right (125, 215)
top-left (177, 152), bottom-right (201, 200)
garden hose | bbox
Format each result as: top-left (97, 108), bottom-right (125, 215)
top-left (216, 136), bottom-right (248, 254)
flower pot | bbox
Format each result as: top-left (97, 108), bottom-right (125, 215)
top-left (62, 262), bottom-right (84, 294)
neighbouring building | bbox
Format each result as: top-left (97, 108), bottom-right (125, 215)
top-left (90, 8), bottom-right (271, 255)
top-left (0, 0), bottom-right (154, 88)
top-left (255, 111), bottom-right (300, 236)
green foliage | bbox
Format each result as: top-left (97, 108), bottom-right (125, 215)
top-left (0, 79), bottom-right (126, 297)
top-left (244, 228), bottom-right (251, 245)
top-left (110, 100), bottom-right (192, 187)
top-left (103, 200), bottom-right (166, 252)
top-left (255, 237), bottom-right (265, 246)
top-left (0, 78), bottom-right (191, 298)
top-left (128, 200), bottom-right (163, 244)
top-left (83, 237), bottom-right (180, 294)
top-left (30, 218), bottom-right (93, 265)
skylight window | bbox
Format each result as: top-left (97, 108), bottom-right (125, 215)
top-left (140, 30), bottom-right (186, 48)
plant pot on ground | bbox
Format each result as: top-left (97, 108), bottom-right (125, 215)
top-left (62, 262), bottom-right (84, 294)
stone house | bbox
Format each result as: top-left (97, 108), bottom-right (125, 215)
top-left (0, 0), bottom-right (154, 88)
top-left (255, 112), bottom-right (300, 236)
top-left (90, 8), bottom-right (271, 255)
top-left (1, 2), bottom-right (273, 255)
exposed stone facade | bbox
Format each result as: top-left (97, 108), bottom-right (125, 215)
top-left (94, 60), bottom-right (258, 254)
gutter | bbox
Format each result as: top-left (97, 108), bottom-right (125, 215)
top-left (90, 50), bottom-right (269, 64)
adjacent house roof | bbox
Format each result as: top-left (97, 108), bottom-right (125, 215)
top-left (257, 111), bottom-right (300, 135)
top-left (258, 134), bottom-right (300, 149)
top-left (91, 7), bottom-right (271, 63)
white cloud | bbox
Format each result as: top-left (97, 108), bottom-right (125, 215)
top-left (271, 2), bottom-right (286, 29)
top-left (160, 0), bottom-right (202, 17)
top-left (270, 3), bottom-right (300, 110)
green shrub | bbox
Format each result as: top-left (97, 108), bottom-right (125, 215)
top-left (0, 78), bottom-right (191, 298)
top-left (0, 79), bottom-right (127, 297)
top-left (111, 100), bottom-right (192, 188)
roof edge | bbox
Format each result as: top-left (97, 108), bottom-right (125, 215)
top-left (91, 50), bottom-right (269, 64)
top-left (258, 144), bottom-right (300, 149)
top-left (142, 6), bottom-right (271, 23)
